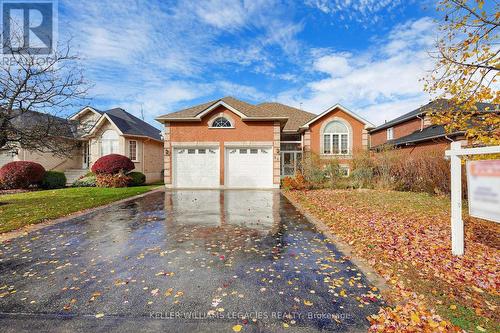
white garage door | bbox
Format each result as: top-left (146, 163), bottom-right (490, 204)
top-left (225, 147), bottom-right (273, 188)
top-left (173, 147), bottom-right (219, 188)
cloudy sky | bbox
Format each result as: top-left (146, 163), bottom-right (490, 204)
top-left (59, 0), bottom-right (441, 127)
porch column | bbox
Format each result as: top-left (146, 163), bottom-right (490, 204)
top-left (273, 121), bottom-right (281, 187)
top-left (163, 123), bottom-right (172, 187)
top-left (303, 130), bottom-right (311, 152)
top-left (362, 129), bottom-right (369, 150)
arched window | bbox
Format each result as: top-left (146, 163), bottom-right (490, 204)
top-left (323, 121), bottom-right (349, 155)
top-left (100, 129), bottom-right (119, 156)
top-left (211, 117), bottom-right (232, 128)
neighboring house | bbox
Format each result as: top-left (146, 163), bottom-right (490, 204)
top-left (0, 107), bottom-right (164, 184)
top-left (155, 96), bottom-right (374, 189)
top-left (369, 99), bottom-right (498, 154)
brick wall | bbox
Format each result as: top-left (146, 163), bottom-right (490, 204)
top-left (370, 117), bottom-right (424, 147)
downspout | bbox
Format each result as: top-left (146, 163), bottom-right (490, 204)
top-left (416, 114), bottom-right (424, 131)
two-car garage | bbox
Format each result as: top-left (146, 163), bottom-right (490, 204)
top-left (172, 145), bottom-right (274, 189)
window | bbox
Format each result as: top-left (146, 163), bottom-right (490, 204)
top-left (211, 117), bottom-right (232, 128)
top-left (239, 149), bottom-right (247, 154)
top-left (198, 149), bottom-right (206, 154)
top-left (387, 127), bottom-right (394, 140)
top-left (128, 140), bottom-right (137, 161)
top-left (322, 121), bottom-right (349, 155)
top-left (187, 149), bottom-right (196, 154)
top-left (100, 130), bottom-right (119, 156)
top-left (250, 148), bottom-right (258, 154)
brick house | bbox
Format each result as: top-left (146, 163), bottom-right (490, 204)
top-left (369, 99), bottom-right (498, 154)
top-left (0, 107), bottom-right (164, 184)
top-left (155, 96), bottom-right (373, 189)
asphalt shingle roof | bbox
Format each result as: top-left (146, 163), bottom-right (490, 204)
top-left (371, 99), bottom-right (498, 132)
top-left (104, 108), bottom-right (162, 141)
top-left (256, 102), bottom-right (316, 131)
top-left (157, 96), bottom-right (318, 132)
top-left (9, 110), bottom-right (76, 138)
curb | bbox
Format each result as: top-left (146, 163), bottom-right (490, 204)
top-left (281, 190), bottom-right (389, 294)
top-left (0, 187), bottom-right (164, 243)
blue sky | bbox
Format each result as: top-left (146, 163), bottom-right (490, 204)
top-left (59, 0), bottom-right (441, 127)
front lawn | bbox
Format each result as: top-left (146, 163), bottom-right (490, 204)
top-left (0, 185), bottom-right (160, 233)
top-left (286, 189), bottom-right (499, 333)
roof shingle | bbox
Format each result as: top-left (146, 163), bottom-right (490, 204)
top-left (156, 96), bottom-right (318, 132)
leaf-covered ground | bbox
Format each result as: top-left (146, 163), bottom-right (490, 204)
top-left (286, 189), bottom-right (499, 333)
top-left (0, 185), bottom-right (160, 233)
top-left (0, 190), bottom-right (383, 332)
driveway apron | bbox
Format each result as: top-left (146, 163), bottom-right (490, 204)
top-left (0, 190), bottom-right (384, 332)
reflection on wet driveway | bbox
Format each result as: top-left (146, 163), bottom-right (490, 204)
top-left (0, 190), bottom-right (384, 332)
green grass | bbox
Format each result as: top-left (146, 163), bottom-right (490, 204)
top-left (0, 185), bottom-right (160, 233)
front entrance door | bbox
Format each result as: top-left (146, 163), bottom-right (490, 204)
top-left (82, 142), bottom-right (90, 169)
top-left (281, 151), bottom-right (302, 177)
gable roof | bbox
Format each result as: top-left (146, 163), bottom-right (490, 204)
top-left (301, 103), bottom-right (375, 129)
top-left (256, 102), bottom-right (316, 132)
top-left (156, 96), bottom-right (289, 121)
top-left (371, 125), bottom-right (465, 149)
top-left (370, 99), bottom-right (499, 132)
top-left (101, 108), bottom-right (162, 141)
top-left (156, 97), bottom-right (365, 132)
top-left (69, 106), bottom-right (103, 120)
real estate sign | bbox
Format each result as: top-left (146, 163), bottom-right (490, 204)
top-left (466, 160), bottom-right (500, 223)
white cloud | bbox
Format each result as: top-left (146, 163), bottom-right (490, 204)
top-left (305, 0), bottom-right (405, 23)
top-left (277, 17), bottom-right (437, 126)
top-left (313, 53), bottom-right (353, 77)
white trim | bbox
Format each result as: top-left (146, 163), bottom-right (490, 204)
top-left (386, 127), bottom-right (394, 140)
top-left (319, 117), bottom-right (352, 156)
top-left (197, 101), bottom-right (248, 119)
top-left (128, 140), bottom-right (138, 162)
top-left (86, 114), bottom-right (124, 137)
top-left (208, 112), bottom-right (235, 128)
top-left (445, 144), bottom-right (500, 156)
top-left (171, 141), bottom-right (219, 147)
top-left (301, 103), bottom-right (375, 129)
top-left (69, 106), bottom-right (102, 121)
top-left (123, 134), bottom-right (163, 143)
top-left (156, 117), bottom-right (202, 122)
top-left (224, 141), bottom-right (274, 147)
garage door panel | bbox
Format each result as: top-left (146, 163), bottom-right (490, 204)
top-left (174, 148), bottom-right (219, 188)
top-left (226, 147), bottom-right (273, 188)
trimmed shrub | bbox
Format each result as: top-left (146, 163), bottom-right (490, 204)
top-left (0, 161), bottom-right (45, 189)
top-left (96, 173), bottom-right (132, 188)
top-left (91, 154), bottom-right (135, 175)
top-left (40, 171), bottom-right (66, 189)
top-left (72, 175), bottom-right (97, 187)
top-left (128, 171), bottom-right (146, 186)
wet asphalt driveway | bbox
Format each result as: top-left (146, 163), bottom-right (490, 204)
top-left (0, 190), bottom-right (383, 332)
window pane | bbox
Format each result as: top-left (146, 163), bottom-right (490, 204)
top-left (332, 134), bottom-right (340, 154)
top-left (323, 135), bottom-right (331, 154)
top-left (341, 134), bottom-right (348, 154)
top-left (212, 117), bottom-right (231, 128)
top-left (250, 148), bottom-right (258, 154)
top-left (198, 149), bottom-right (206, 154)
top-left (187, 149), bottom-right (196, 154)
top-left (239, 149), bottom-right (247, 154)
top-left (129, 141), bottom-right (137, 160)
top-left (324, 121), bottom-right (348, 134)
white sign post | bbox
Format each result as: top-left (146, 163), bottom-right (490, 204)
top-left (445, 142), bottom-right (500, 256)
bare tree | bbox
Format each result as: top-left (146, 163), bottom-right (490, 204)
top-left (0, 24), bottom-right (89, 156)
